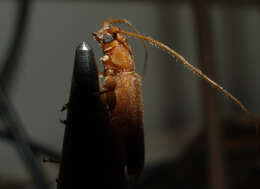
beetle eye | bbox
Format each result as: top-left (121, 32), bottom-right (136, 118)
top-left (103, 33), bottom-right (114, 44)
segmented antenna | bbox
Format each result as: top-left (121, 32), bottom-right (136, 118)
top-left (119, 29), bottom-right (259, 147)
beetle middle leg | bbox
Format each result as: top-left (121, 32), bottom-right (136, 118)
top-left (94, 75), bottom-right (117, 112)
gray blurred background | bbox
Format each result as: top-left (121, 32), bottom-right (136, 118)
top-left (0, 1), bottom-right (259, 189)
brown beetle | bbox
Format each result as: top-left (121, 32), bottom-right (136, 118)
top-left (93, 19), bottom-right (258, 179)
top-left (93, 20), bottom-right (145, 178)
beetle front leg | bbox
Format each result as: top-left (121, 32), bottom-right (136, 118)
top-left (96, 76), bottom-right (117, 111)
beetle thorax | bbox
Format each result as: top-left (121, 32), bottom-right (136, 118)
top-left (93, 25), bottom-right (135, 76)
top-left (102, 41), bottom-right (135, 75)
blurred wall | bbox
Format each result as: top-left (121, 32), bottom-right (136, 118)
top-left (0, 1), bottom-right (259, 187)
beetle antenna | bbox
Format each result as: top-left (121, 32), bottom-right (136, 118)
top-left (103, 19), bottom-right (148, 77)
top-left (119, 29), bottom-right (259, 145)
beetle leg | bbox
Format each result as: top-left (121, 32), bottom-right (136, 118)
top-left (102, 76), bottom-right (117, 111)
top-left (94, 88), bottom-right (112, 95)
top-left (94, 76), bottom-right (116, 96)
top-left (94, 87), bottom-right (116, 111)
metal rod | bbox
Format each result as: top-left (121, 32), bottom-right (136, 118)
top-left (194, 1), bottom-right (228, 189)
top-left (0, 0), bottom-right (32, 90)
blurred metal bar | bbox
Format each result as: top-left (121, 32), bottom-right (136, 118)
top-left (0, 89), bottom-right (50, 189)
top-left (0, 130), bottom-right (60, 160)
top-left (0, 1), bottom-right (52, 188)
top-left (194, 1), bottom-right (228, 189)
top-left (5, 0), bottom-right (259, 5)
top-left (0, 0), bottom-right (32, 90)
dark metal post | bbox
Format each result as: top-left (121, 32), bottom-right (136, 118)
top-left (194, 1), bottom-right (228, 189)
